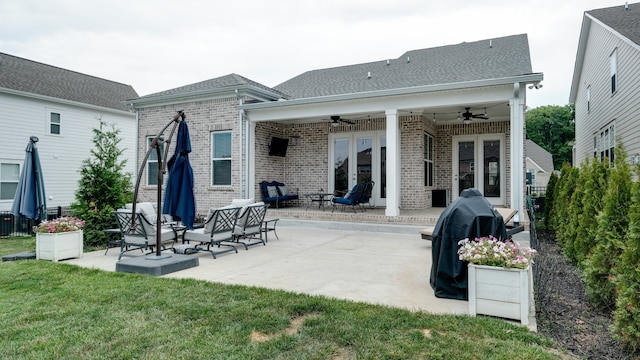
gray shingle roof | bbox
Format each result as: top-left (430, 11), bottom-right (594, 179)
top-left (275, 34), bottom-right (533, 99)
top-left (137, 73), bottom-right (287, 100)
top-left (588, 2), bottom-right (640, 45)
top-left (0, 52), bottom-right (138, 112)
top-left (526, 139), bottom-right (554, 172)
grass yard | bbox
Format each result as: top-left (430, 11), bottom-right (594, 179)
top-left (0, 237), bottom-right (567, 359)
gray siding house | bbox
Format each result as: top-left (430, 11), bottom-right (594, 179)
top-left (0, 53), bottom-right (138, 212)
top-left (129, 34), bottom-right (542, 219)
top-left (570, 3), bottom-right (640, 166)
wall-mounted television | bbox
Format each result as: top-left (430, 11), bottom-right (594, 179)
top-left (269, 137), bottom-right (289, 157)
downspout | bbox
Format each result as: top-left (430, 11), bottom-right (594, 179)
top-left (236, 90), bottom-right (244, 198)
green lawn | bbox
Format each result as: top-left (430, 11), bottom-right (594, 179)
top-left (0, 237), bottom-right (565, 359)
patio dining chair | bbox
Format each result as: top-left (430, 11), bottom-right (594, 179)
top-left (113, 210), bottom-right (179, 260)
top-left (180, 206), bottom-right (241, 258)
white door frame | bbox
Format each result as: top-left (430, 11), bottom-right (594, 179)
top-left (329, 131), bottom-right (386, 207)
top-left (452, 134), bottom-right (506, 206)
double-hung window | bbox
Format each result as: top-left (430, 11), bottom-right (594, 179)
top-left (610, 49), bottom-right (617, 94)
top-left (597, 124), bottom-right (615, 163)
top-left (49, 111), bottom-right (61, 135)
top-left (211, 131), bottom-right (231, 186)
top-left (146, 136), bottom-right (165, 185)
top-left (0, 163), bottom-right (20, 200)
top-left (424, 132), bottom-right (434, 187)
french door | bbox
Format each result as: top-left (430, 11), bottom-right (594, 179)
top-left (452, 135), bottom-right (505, 206)
top-left (329, 131), bottom-right (386, 207)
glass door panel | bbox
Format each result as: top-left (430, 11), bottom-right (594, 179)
top-left (355, 137), bottom-right (373, 184)
top-left (483, 140), bottom-right (501, 198)
top-left (333, 138), bottom-right (350, 194)
top-left (458, 141), bottom-right (475, 195)
top-left (379, 136), bottom-right (386, 199)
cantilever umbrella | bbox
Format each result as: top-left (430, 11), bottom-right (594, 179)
top-left (162, 120), bottom-right (196, 229)
top-left (11, 136), bottom-right (47, 223)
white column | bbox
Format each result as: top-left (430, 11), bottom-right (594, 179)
top-left (510, 83), bottom-right (524, 222)
top-left (248, 121), bottom-right (256, 200)
top-left (385, 109), bottom-right (400, 216)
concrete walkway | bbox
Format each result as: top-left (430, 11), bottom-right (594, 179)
top-left (64, 222), bottom-right (535, 329)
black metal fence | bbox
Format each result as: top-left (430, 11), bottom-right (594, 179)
top-left (0, 206), bottom-right (73, 237)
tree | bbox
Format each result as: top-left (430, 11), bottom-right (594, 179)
top-left (71, 119), bottom-right (133, 247)
top-left (526, 104), bottom-right (575, 169)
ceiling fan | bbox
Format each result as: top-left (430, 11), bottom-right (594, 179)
top-left (327, 115), bottom-right (355, 126)
top-left (461, 107), bottom-right (488, 124)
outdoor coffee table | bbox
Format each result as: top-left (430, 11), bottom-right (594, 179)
top-left (304, 193), bottom-right (334, 211)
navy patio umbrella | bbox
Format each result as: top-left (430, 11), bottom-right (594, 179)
top-left (11, 136), bottom-right (47, 223)
top-left (162, 120), bottom-right (196, 229)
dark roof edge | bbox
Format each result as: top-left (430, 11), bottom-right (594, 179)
top-left (0, 86), bottom-right (136, 116)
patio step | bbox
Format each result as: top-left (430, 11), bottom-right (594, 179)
top-left (277, 219), bottom-right (425, 235)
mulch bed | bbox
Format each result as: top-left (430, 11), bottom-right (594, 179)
top-left (533, 229), bottom-right (636, 359)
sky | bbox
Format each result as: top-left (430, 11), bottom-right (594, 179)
top-left (0, 0), bottom-right (631, 109)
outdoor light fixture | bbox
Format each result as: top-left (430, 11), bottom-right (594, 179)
top-left (528, 82), bottom-right (543, 90)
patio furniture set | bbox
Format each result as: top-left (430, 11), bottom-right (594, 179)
top-left (260, 180), bottom-right (375, 213)
top-left (110, 200), bottom-right (278, 260)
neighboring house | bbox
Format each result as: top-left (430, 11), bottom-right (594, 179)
top-left (570, 2), bottom-right (640, 166)
top-left (128, 34), bottom-right (543, 218)
top-left (0, 53), bottom-right (138, 212)
top-left (525, 139), bottom-right (554, 191)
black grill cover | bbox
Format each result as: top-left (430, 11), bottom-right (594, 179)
top-left (429, 188), bottom-right (508, 300)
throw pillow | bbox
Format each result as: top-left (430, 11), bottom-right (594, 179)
top-left (278, 185), bottom-right (289, 196)
top-left (267, 186), bottom-right (278, 198)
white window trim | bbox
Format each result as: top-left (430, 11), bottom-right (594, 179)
top-left (0, 162), bottom-right (21, 201)
top-left (424, 132), bottom-right (434, 187)
top-left (610, 48), bottom-right (618, 94)
top-left (211, 130), bottom-right (232, 187)
top-left (146, 136), bottom-right (164, 186)
top-left (46, 108), bottom-right (62, 135)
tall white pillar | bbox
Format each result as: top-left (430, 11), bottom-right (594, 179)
top-left (385, 109), bottom-right (400, 216)
top-left (248, 121), bottom-right (256, 200)
top-left (510, 83), bottom-right (525, 222)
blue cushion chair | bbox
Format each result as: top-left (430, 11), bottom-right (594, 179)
top-left (260, 181), bottom-right (299, 208)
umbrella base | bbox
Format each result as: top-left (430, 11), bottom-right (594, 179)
top-left (116, 253), bottom-right (198, 276)
top-left (2, 251), bottom-right (36, 262)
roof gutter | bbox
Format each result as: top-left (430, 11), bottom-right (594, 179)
top-left (127, 84), bottom-right (283, 108)
top-left (240, 73), bottom-right (543, 111)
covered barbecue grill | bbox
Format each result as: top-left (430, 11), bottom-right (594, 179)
top-left (429, 188), bottom-right (508, 300)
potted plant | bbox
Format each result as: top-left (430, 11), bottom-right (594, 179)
top-left (34, 217), bottom-right (85, 262)
top-left (457, 236), bottom-right (537, 325)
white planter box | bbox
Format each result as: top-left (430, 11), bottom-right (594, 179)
top-left (468, 263), bottom-right (531, 325)
top-left (36, 230), bottom-right (83, 262)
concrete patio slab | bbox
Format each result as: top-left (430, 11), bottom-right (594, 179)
top-left (64, 224), bottom-right (535, 329)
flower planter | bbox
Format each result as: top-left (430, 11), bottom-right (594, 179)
top-left (36, 230), bottom-right (83, 262)
top-left (467, 263), bottom-right (531, 325)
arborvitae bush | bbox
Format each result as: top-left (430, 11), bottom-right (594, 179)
top-left (573, 157), bottom-right (609, 267)
top-left (613, 164), bottom-right (640, 350)
top-left (553, 165), bottom-right (579, 247)
top-left (71, 120), bottom-right (133, 247)
top-left (564, 161), bottom-right (589, 263)
top-left (543, 172), bottom-right (558, 229)
top-left (583, 144), bottom-right (632, 309)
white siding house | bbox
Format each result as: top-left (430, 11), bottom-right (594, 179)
top-left (0, 53), bottom-right (138, 212)
top-left (570, 3), bottom-right (640, 166)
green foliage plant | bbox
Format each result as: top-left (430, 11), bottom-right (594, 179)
top-left (552, 164), bottom-right (579, 246)
top-left (71, 119), bottom-right (133, 247)
top-left (613, 163), bottom-right (640, 351)
top-left (563, 160), bottom-right (589, 263)
top-left (573, 157), bottom-right (609, 267)
top-left (583, 143), bottom-right (632, 309)
top-left (525, 104), bottom-right (575, 169)
top-left (543, 172), bottom-right (558, 229)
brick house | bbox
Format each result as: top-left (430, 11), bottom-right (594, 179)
top-left (128, 34), bottom-right (542, 218)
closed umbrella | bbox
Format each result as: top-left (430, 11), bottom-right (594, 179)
top-left (11, 136), bottom-right (47, 223)
top-left (162, 120), bottom-right (196, 229)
